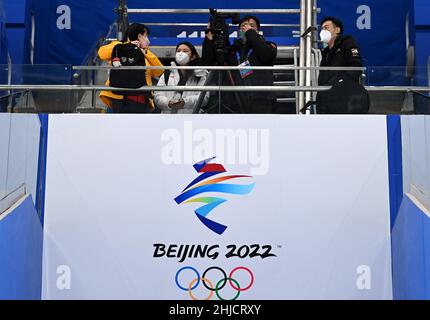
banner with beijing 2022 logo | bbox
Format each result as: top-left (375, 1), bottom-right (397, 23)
top-left (42, 115), bottom-right (393, 300)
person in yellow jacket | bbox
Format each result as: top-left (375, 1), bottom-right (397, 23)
top-left (98, 23), bottom-right (164, 112)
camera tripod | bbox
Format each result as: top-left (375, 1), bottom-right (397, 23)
top-left (193, 58), bottom-right (245, 114)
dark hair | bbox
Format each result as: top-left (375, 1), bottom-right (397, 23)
top-left (239, 15), bottom-right (261, 30)
top-left (125, 23), bottom-right (150, 41)
top-left (321, 17), bottom-right (343, 35)
top-left (175, 41), bottom-right (201, 66)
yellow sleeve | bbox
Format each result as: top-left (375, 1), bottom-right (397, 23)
top-left (98, 41), bottom-right (120, 61)
top-left (145, 49), bottom-right (164, 78)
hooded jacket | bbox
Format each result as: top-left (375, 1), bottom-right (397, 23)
top-left (154, 62), bottom-right (209, 114)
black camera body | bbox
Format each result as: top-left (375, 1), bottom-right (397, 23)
top-left (208, 8), bottom-right (240, 64)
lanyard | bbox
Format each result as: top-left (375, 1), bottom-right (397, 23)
top-left (236, 49), bottom-right (253, 64)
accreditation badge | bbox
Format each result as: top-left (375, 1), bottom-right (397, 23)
top-left (239, 60), bottom-right (254, 79)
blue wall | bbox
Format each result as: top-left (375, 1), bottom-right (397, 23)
top-left (391, 115), bottom-right (430, 299)
top-left (29, 1), bottom-right (411, 69)
top-left (0, 0), bottom-right (9, 111)
top-left (414, 0), bottom-right (430, 86)
top-left (0, 113), bottom-right (45, 299)
top-left (0, 195), bottom-right (43, 300)
top-left (3, 0), bottom-right (27, 64)
top-left (0, 0), bottom-right (8, 64)
top-left (392, 195), bottom-right (430, 299)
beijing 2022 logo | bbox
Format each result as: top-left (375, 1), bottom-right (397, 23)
top-left (174, 157), bottom-right (255, 235)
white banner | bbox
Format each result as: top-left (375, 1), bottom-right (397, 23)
top-left (42, 115), bottom-right (393, 300)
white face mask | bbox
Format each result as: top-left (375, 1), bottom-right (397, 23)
top-left (320, 30), bottom-right (332, 44)
top-left (137, 34), bottom-right (150, 49)
top-left (140, 37), bottom-right (150, 49)
top-left (175, 52), bottom-right (190, 66)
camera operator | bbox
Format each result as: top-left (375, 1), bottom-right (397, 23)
top-left (202, 15), bottom-right (277, 114)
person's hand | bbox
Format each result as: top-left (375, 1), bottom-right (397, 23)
top-left (206, 22), bottom-right (214, 41)
top-left (168, 99), bottom-right (185, 109)
top-left (131, 40), bottom-right (147, 54)
top-left (131, 40), bottom-right (141, 48)
top-left (241, 23), bottom-right (252, 33)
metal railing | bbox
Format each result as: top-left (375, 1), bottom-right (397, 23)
top-left (3, 64), bottom-right (430, 113)
top-left (127, 9), bottom-right (303, 14)
top-left (298, 0), bottom-right (318, 114)
top-left (141, 23), bottom-right (300, 28)
top-left (72, 66), bottom-right (366, 71)
top-left (73, 22), bottom-right (121, 112)
top-left (0, 90), bottom-right (31, 112)
top-left (121, 6), bottom-right (316, 34)
top-left (1, 84), bottom-right (429, 93)
top-left (2, 85), bottom-right (430, 115)
top-left (114, 2), bottom-right (320, 58)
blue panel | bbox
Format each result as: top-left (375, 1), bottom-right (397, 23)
top-left (0, 195), bottom-right (43, 300)
top-left (0, 0), bottom-right (9, 67)
top-left (3, 0), bottom-right (27, 65)
top-left (391, 195), bottom-right (429, 299)
top-left (5, 28), bottom-right (24, 64)
top-left (415, 32), bottom-right (430, 87)
top-left (320, 1), bottom-right (409, 84)
top-left (391, 196), bottom-right (425, 299)
top-left (30, 0), bottom-right (411, 77)
top-left (4, 0), bottom-right (26, 24)
top-left (36, 114), bottom-right (48, 226)
top-left (387, 115), bottom-right (403, 230)
top-left (414, 0), bottom-right (430, 87)
top-left (414, 0), bottom-right (430, 26)
top-left (424, 212), bottom-right (430, 298)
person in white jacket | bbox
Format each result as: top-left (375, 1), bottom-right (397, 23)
top-left (155, 41), bottom-right (209, 114)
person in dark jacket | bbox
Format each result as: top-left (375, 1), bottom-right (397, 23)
top-left (316, 17), bottom-right (366, 114)
top-left (202, 15), bottom-right (277, 114)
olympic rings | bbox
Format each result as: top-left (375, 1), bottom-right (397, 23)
top-left (229, 266), bottom-right (254, 291)
top-left (175, 266), bottom-right (254, 300)
top-left (216, 277), bottom-right (241, 301)
top-left (175, 266), bottom-right (200, 291)
top-left (189, 277), bottom-right (214, 301)
top-left (202, 266), bottom-right (227, 291)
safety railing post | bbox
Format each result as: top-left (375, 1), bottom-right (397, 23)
top-left (7, 53), bottom-right (12, 98)
top-left (294, 48), bottom-right (299, 111)
top-left (305, 0), bottom-right (313, 114)
top-left (312, 0), bottom-right (319, 106)
top-left (299, 0), bottom-right (307, 114)
top-left (117, 0), bottom-right (129, 42)
top-left (313, 0), bottom-right (318, 49)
